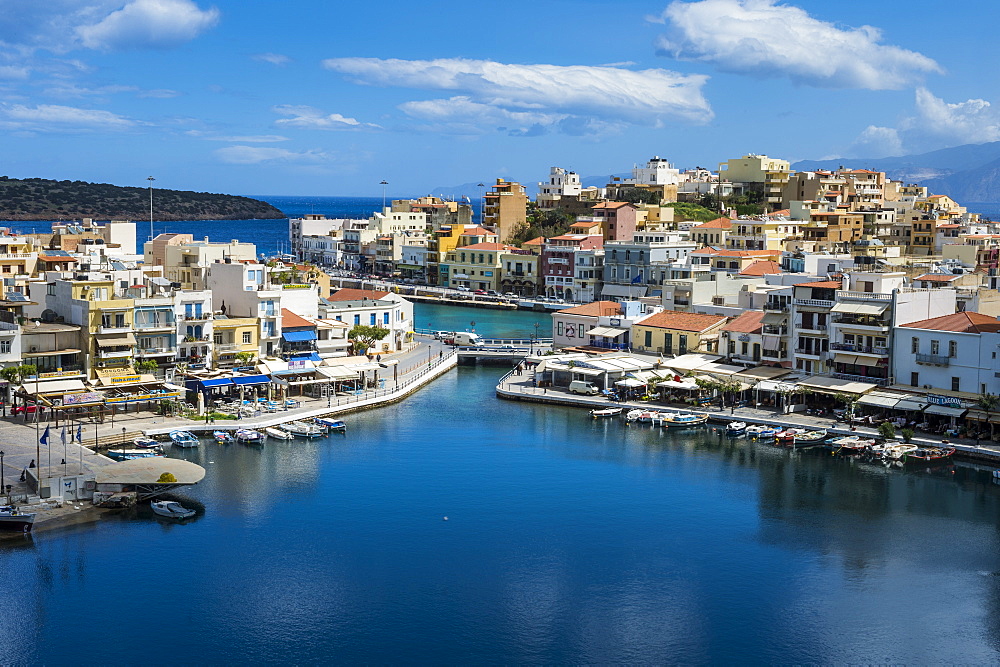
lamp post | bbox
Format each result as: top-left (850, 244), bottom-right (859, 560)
top-left (477, 182), bottom-right (485, 224)
top-left (147, 176), bottom-right (155, 241)
top-left (0, 450), bottom-right (5, 499)
top-left (380, 180), bottom-right (388, 211)
top-left (534, 322), bottom-right (539, 352)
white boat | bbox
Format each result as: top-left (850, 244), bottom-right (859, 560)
top-left (106, 448), bottom-right (165, 461)
top-left (665, 412), bottom-right (709, 427)
top-left (235, 429), bottom-right (264, 443)
top-left (213, 430), bottom-right (234, 444)
top-left (0, 505), bottom-right (35, 533)
top-left (133, 437), bottom-right (161, 449)
top-left (884, 443), bottom-right (918, 460)
top-left (150, 500), bottom-right (196, 519)
top-left (314, 417), bottom-right (346, 431)
top-left (264, 427), bottom-right (294, 440)
top-left (726, 421), bottom-right (747, 436)
top-left (745, 424), bottom-right (776, 438)
top-left (793, 429), bottom-right (828, 445)
top-left (169, 430), bottom-right (200, 448)
top-left (590, 407), bottom-right (624, 418)
top-left (282, 421), bottom-right (324, 438)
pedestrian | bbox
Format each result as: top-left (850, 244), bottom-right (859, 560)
top-left (376, 354), bottom-right (381, 362)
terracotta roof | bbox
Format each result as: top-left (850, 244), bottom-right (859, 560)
top-left (739, 260), bottom-right (783, 276)
top-left (281, 308), bottom-right (315, 329)
top-left (692, 217), bottom-right (733, 230)
top-left (458, 242), bottom-right (517, 251)
top-left (900, 312), bottom-right (1000, 333)
top-left (555, 301), bottom-right (622, 317)
top-left (523, 237), bottom-right (546, 246)
top-left (461, 225), bottom-right (496, 236)
top-left (636, 309), bottom-right (727, 332)
top-left (592, 202), bottom-right (634, 209)
top-left (766, 209), bottom-right (791, 217)
top-left (721, 310), bottom-right (765, 334)
top-left (570, 221), bottom-right (600, 228)
top-left (328, 288), bottom-right (391, 302)
top-left (690, 247), bottom-right (775, 258)
top-left (937, 224), bottom-right (960, 228)
top-left (915, 274), bottom-right (959, 282)
top-left (793, 280), bottom-right (842, 288)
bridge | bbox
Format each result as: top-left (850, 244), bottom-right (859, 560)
top-left (452, 339), bottom-right (551, 364)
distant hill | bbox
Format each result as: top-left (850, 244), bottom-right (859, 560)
top-left (792, 141), bottom-right (1000, 202)
top-left (0, 176), bottom-right (286, 221)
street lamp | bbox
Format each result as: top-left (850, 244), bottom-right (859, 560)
top-left (477, 182), bottom-right (485, 224)
top-left (0, 450), bottom-right (4, 498)
top-left (147, 176), bottom-right (155, 241)
top-left (380, 180), bottom-right (388, 211)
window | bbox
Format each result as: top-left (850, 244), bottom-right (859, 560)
top-left (678, 335), bottom-right (687, 354)
top-left (354, 315), bottom-right (360, 326)
top-left (213, 333), bottom-right (222, 344)
top-left (370, 313), bottom-right (376, 325)
top-left (242, 331), bottom-right (252, 344)
top-left (0, 340), bottom-right (10, 354)
top-left (644, 330), bottom-right (652, 348)
top-left (930, 340), bottom-right (940, 355)
top-left (665, 333), bottom-right (673, 354)
top-left (557, 322), bottom-right (564, 336)
top-left (911, 337), bottom-right (918, 354)
top-left (383, 312), bottom-right (389, 325)
top-left (47, 284), bottom-right (55, 296)
top-left (949, 341), bottom-right (957, 357)
top-left (910, 371), bottom-right (919, 387)
top-left (951, 377), bottom-right (960, 392)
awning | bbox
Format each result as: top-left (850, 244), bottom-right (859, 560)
top-left (317, 366), bottom-right (359, 380)
top-left (734, 366), bottom-right (791, 381)
top-left (232, 374), bottom-right (271, 386)
top-left (18, 378), bottom-right (88, 394)
top-left (857, 391), bottom-right (910, 408)
top-left (762, 335), bottom-right (781, 350)
top-left (95, 333), bottom-right (136, 347)
top-left (150, 277), bottom-right (172, 286)
top-left (893, 398), bottom-right (928, 411)
top-left (657, 379), bottom-right (699, 390)
top-left (615, 378), bottom-right (645, 387)
top-left (290, 351), bottom-right (322, 362)
top-left (965, 409), bottom-right (997, 423)
top-left (96, 373), bottom-right (156, 387)
top-left (602, 284), bottom-right (647, 297)
top-left (282, 330), bottom-right (317, 342)
top-left (830, 302), bottom-right (888, 315)
top-left (756, 380), bottom-right (798, 393)
top-left (200, 377), bottom-right (234, 388)
top-left (833, 353), bottom-right (858, 365)
top-left (588, 326), bottom-right (628, 338)
top-left (24, 348), bottom-right (82, 357)
top-left (698, 363), bottom-right (744, 377)
top-left (797, 376), bottom-right (877, 395)
top-left (762, 312), bottom-right (787, 324)
top-left (924, 404), bottom-right (967, 417)
top-left (853, 356), bottom-right (881, 367)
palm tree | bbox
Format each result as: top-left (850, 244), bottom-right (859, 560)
top-left (974, 392), bottom-right (999, 445)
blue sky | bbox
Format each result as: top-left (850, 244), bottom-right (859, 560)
top-left (1, 0), bottom-right (998, 198)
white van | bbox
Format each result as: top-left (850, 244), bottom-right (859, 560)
top-left (569, 380), bottom-right (600, 395)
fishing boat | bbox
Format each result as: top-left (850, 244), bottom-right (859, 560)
top-left (235, 429), bottom-right (264, 443)
top-left (903, 447), bottom-right (956, 465)
top-left (774, 428), bottom-right (804, 444)
top-left (314, 417), bottom-right (346, 431)
top-left (830, 436), bottom-right (877, 455)
top-left (106, 448), bottom-right (165, 461)
top-left (745, 424), bottom-right (777, 438)
top-left (213, 430), bottom-right (235, 444)
top-left (133, 437), bottom-right (161, 449)
top-left (168, 430), bottom-right (200, 448)
top-left (725, 421), bottom-right (748, 436)
top-left (883, 443), bottom-right (918, 460)
top-left (0, 505), bottom-right (35, 533)
top-left (793, 430), bottom-right (828, 445)
top-left (665, 412), bottom-right (709, 427)
top-left (150, 500), bottom-right (196, 519)
top-left (590, 407), bottom-right (624, 418)
top-left (283, 421), bottom-right (325, 438)
top-left (264, 427), bottom-right (294, 440)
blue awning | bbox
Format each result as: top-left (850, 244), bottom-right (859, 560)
top-left (232, 374), bottom-right (271, 386)
top-left (186, 377), bottom-right (233, 392)
top-left (290, 351), bottom-right (322, 362)
top-left (282, 330), bottom-right (317, 342)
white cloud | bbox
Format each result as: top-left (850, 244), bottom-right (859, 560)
top-left (253, 52), bottom-right (291, 66)
top-left (0, 103), bottom-right (137, 131)
top-left (213, 145), bottom-right (327, 165)
top-left (655, 0), bottom-right (941, 90)
top-left (0, 65), bottom-right (30, 80)
top-left (77, 0), bottom-right (220, 50)
top-left (846, 125), bottom-right (903, 158)
top-left (139, 88), bottom-right (180, 98)
top-left (199, 134), bottom-right (289, 143)
top-left (321, 57), bottom-right (712, 127)
top-left (398, 96), bottom-right (621, 137)
top-left (273, 105), bottom-right (381, 130)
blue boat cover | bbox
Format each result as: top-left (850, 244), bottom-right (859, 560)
top-left (281, 330), bottom-right (317, 342)
top-left (232, 374), bottom-right (271, 385)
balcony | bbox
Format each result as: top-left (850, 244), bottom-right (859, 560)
top-left (135, 320), bottom-right (175, 330)
top-left (832, 317), bottom-right (889, 331)
top-left (916, 353), bottom-right (951, 366)
top-left (98, 348), bottom-right (133, 359)
top-left (181, 335), bottom-right (211, 343)
top-left (0, 253), bottom-right (33, 260)
top-left (794, 348), bottom-right (824, 358)
top-left (794, 298), bottom-right (834, 308)
top-left (762, 302), bottom-right (787, 311)
top-left (137, 347), bottom-right (177, 357)
top-left (832, 372), bottom-right (890, 387)
top-left (762, 349), bottom-right (787, 359)
top-left (796, 323), bottom-right (828, 334)
top-left (98, 325), bottom-right (132, 335)
top-left (837, 291), bottom-right (892, 301)
top-left (830, 342), bottom-right (889, 355)
top-left (181, 313), bottom-right (213, 321)
top-left (761, 325), bottom-right (787, 335)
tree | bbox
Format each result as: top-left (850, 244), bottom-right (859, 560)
top-left (235, 351), bottom-right (256, 365)
top-left (349, 324), bottom-right (390, 354)
top-left (135, 360), bottom-right (159, 374)
top-left (974, 392), bottom-right (999, 445)
top-left (878, 421), bottom-right (896, 441)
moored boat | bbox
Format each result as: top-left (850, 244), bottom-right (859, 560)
top-left (150, 500), bottom-right (196, 519)
top-left (745, 424), bottom-right (777, 438)
top-left (830, 436), bottom-right (877, 455)
top-left (725, 421), bottom-right (747, 436)
top-left (590, 407), bottom-right (624, 418)
top-left (0, 505), bottom-right (35, 533)
top-left (884, 443), bottom-right (918, 460)
top-left (168, 430), bottom-right (199, 448)
top-left (213, 430), bottom-right (234, 444)
top-left (793, 430), bottom-right (828, 445)
top-left (106, 448), bottom-right (165, 461)
top-left (283, 421), bottom-right (325, 438)
top-left (665, 412), bottom-right (709, 427)
top-left (235, 429), bottom-right (264, 443)
top-left (133, 437), bottom-right (161, 449)
top-left (264, 427), bottom-right (294, 440)
top-left (903, 447), bottom-right (956, 465)
top-left (774, 428), bottom-right (804, 444)
top-left (315, 417), bottom-right (346, 431)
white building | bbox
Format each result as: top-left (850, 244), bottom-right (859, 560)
top-left (893, 312), bottom-right (1000, 397)
top-left (205, 260), bottom-right (282, 358)
top-left (537, 167), bottom-right (582, 209)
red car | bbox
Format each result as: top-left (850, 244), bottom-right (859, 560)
top-left (474, 290), bottom-right (487, 295)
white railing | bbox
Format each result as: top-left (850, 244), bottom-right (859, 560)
top-left (794, 298), bottom-right (834, 307)
top-left (837, 291), bottom-right (892, 301)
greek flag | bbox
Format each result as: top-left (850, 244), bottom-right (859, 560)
top-left (61, 427), bottom-right (66, 445)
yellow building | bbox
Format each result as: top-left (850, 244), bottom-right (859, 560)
top-left (632, 310), bottom-right (728, 356)
top-left (483, 178), bottom-right (528, 243)
top-left (212, 317), bottom-right (259, 368)
top-left (718, 154), bottom-right (791, 207)
top-left (441, 242), bottom-right (516, 291)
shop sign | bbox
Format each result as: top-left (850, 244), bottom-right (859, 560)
top-left (927, 394), bottom-right (962, 407)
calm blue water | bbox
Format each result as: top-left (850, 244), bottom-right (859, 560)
top-left (413, 302), bottom-right (546, 339)
top-left (3, 366), bottom-right (1000, 664)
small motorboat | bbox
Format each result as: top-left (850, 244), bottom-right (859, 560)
top-left (264, 427), bottom-right (294, 440)
top-left (745, 424), bottom-right (776, 438)
top-left (665, 412), bottom-right (709, 427)
top-left (283, 421), bottom-right (324, 438)
top-left (314, 417), bottom-right (346, 431)
top-left (590, 407), bottom-right (624, 418)
top-left (150, 500), bottom-right (196, 519)
top-left (903, 447), bottom-right (956, 465)
top-left (884, 443), bottom-right (918, 460)
top-left (793, 430), bottom-right (828, 445)
top-left (235, 429), bottom-right (264, 443)
top-left (831, 436), bottom-right (876, 454)
top-left (133, 437), bottom-right (161, 449)
top-left (725, 421), bottom-right (747, 436)
top-left (106, 448), bottom-right (165, 461)
top-left (0, 505), bottom-right (35, 533)
top-left (169, 430), bottom-right (200, 448)
top-left (213, 430), bottom-right (235, 444)
top-left (774, 428), bottom-right (804, 444)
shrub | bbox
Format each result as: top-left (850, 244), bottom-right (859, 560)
top-left (878, 422), bottom-right (896, 440)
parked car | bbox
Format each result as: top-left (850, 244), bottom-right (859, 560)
top-left (474, 289), bottom-right (487, 295)
top-left (456, 286), bottom-right (470, 292)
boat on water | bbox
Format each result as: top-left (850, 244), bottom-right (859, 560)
top-left (133, 437), bottom-right (161, 449)
top-left (283, 421), bottom-right (325, 438)
top-left (745, 424), bottom-right (777, 438)
top-left (235, 429), bottom-right (264, 443)
top-left (793, 430), bottom-right (828, 445)
top-left (169, 430), bottom-right (200, 448)
top-left (664, 412), bottom-right (709, 427)
top-left (0, 505), bottom-right (35, 533)
top-left (726, 421), bottom-right (748, 436)
top-left (831, 436), bottom-right (877, 454)
top-left (775, 428), bottom-right (805, 444)
top-left (106, 448), bottom-right (165, 461)
top-left (213, 431), bottom-right (234, 444)
top-left (314, 417), bottom-right (346, 431)
top-left (264, 427), bottom-right (294, 440)
top-left (883, 443), bottom-right (918, 460)
top-left (150, 500), bottom-right (196, 519)
top-left (903, 447), bottom-right (956, 465)
top-left (590, 407), bottom-right (624, 418)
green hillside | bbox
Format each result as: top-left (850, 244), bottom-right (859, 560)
top-left (0, 176), bottom-right (286, 221)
